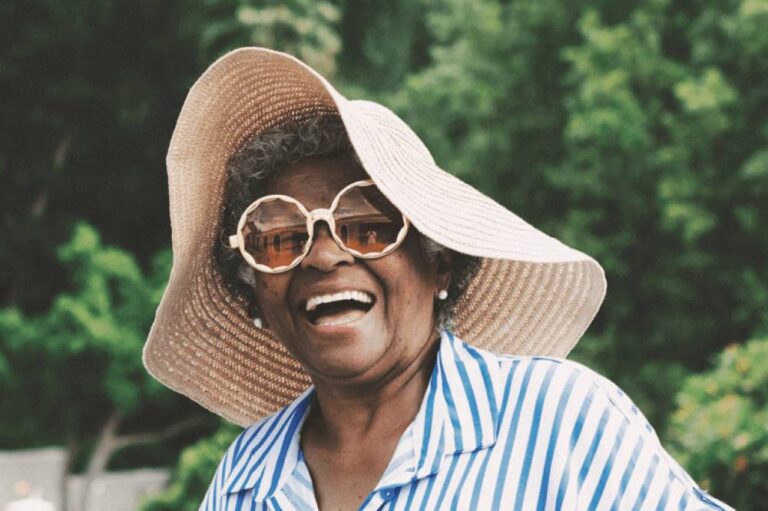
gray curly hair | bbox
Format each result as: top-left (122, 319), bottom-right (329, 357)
top-left (215, 115), bottom-right (480, 332)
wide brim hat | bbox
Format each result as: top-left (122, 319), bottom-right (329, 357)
top-left (143, 47), bottom-right (606, 427)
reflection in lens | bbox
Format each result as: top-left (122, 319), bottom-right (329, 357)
top-left (243, 198), bottom-right (308, 268)
top-left (334, 185), bottom-right (404, 254)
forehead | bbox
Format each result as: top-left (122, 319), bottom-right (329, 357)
top-left (264, 154), bottom-right (368, 207)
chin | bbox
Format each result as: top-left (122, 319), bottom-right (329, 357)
top-left (301, 335), bottom-right (390, 382)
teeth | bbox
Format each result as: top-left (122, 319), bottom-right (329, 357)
top-left (305, 290), bottom-right (373, 312)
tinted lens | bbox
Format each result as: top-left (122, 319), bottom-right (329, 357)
top-left (242, 198), bottom-right (309, 268)
top-left (334, 185), bottom-right (405, 254)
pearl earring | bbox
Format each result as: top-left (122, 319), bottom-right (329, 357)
top-left (253, 317), bottom-right (263, 328)
top-left (437, 289), bottom-right (448, 300)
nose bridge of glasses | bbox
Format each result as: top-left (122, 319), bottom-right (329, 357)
top-left (306, 208), bottom-right (337, 243)
top-left (301, 207), bottom-right (354, 270)
top-left (307, 208), bottom-right (334, 225)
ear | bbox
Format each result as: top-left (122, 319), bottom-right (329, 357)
top-left (434, 249), bottom-right (454, 292)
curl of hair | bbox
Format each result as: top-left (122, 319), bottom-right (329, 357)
top-left (215, 115), bottom-right (480, 332)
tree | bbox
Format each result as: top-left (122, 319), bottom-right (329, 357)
top-left (334, 0), bottom-right (432, 94)
top-left (555, 0), bottom-right (768, 424)
top-left (0, 0), bottom-right (202, 312)
top-left (184, 0), bottom-right (342, 77)
top-left (0, 223), bottom-right (215, 508)
top-left (667, 338), bottom-right (768, 510)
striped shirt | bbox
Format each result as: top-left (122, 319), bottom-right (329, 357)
top-left (201, 331), bottom-right (732, 510)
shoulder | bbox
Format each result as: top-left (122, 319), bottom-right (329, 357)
top-left (200, 390), bottom-right (312, 505)
top-left (495, 351), bottom-right (655, 434)
top-left (224, 390), bottom-right (312, 474)
top-left (223, 409), bottom-right (284, 468)
top-left (199, 410), bottom-right (282, 503)
top-left (453, 336), bottom-right (662, 452)
top-left (460, 342), bottom-right (734, 510)
top-left (455, 335), bottom-right (651, 431)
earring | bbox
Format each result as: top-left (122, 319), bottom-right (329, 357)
top-left (437, 289), bottom-right (448, 300)
top-left (253, 317), bottom-right (263, 328)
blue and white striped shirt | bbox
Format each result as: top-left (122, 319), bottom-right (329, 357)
top-left (201, 331), bottom-right (732, 510)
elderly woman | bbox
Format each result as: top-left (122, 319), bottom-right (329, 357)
top-left (143, 48), bottom-right (732, 510)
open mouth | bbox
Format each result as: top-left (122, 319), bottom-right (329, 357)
top-left (303, 290), bottom-right (376, 326)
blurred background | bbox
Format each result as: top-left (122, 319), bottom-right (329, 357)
top-left (0, 0), bottom-right (766, 509)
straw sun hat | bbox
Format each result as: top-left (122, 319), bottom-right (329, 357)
top-left (143, 47), bottom-right (606, 427)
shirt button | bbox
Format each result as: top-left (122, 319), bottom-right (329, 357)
top-left (381, 489), bottom-right (394, 500)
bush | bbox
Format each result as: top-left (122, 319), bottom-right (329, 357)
top-left (667, 338), bottom-right (768, 510)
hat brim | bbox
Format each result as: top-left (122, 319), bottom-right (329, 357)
top-left (143, 48), bottom-right (606, 427)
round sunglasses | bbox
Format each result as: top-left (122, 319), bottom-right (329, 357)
top-left (228, 179), bottom-right (410, 273)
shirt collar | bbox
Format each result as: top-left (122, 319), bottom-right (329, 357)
top-left (223, 330), bottom-right (502, 500)
top-left (412, 330), bottom-right (501, 479)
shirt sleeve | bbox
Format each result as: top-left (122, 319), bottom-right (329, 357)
top-left (565, 365), bottom-right (735, 511)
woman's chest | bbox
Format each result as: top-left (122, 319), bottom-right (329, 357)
top-left (301, 436), bottom-right (399, 510)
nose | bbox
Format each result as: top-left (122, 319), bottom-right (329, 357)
top-left (300, 221), bottom-right (354, 271)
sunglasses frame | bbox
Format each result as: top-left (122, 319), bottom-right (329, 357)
top-left (228, 179), bottom-right (410, 274)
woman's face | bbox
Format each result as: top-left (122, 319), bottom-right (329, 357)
top-left (251, 153), bottom-right (450, 387)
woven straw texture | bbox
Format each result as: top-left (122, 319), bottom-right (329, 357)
top-left (143, 48), bottom-right (606, 427)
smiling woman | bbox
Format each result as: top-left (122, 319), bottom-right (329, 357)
top-left (228, 151), bottom-right (447, 385)
top-left (142, 48), bottom-right (733, 510)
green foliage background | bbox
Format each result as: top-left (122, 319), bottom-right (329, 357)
top-left (668, 338), bottom-right (768, 509)
top-left (1, 0), bottom-right (766, 508)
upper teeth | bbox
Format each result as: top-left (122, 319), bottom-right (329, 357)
top-left (305, 291), bottom-right (373, 312)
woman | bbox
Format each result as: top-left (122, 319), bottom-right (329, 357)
top-left (143, 48), bottom-right (732, 510)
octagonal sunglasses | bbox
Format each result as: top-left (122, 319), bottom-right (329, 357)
top-left (228, 179), bottom-right (410, 273)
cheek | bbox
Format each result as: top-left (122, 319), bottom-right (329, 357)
top-left (253, 275), bottom-right (289, 314)
top-left (257, 277), bottom-right (276, 295)
top-left (385, 255), bottom-right (437, 315)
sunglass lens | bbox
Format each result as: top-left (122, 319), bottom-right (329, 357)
top-left (334, 185), bottom-right (404, 255)
top-left (243, 198), bottom-right (309, 269)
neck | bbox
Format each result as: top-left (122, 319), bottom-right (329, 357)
top-left (305, 334), bottom-right (439, 448)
